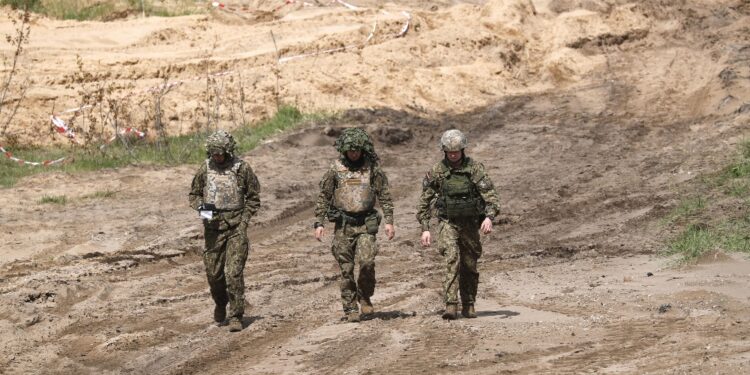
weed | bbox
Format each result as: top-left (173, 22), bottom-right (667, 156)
top-left (725, 179), bottom-right (750, 197)
top-left (0, 105), bottom-right (328, 188)
top-left (717, 219), bottom-right (750, 253)
top-left (661, 196), bottom-right (706, 225)
top-left (38, 194), bottom-right (67, 204)
top-left (716, 139), bottom-right (750, 182)
top-left (0, 7), bottom-right (31, 138)
top-left (82, 190), bottom-right (117, 199)
top-left (1, 0), bottom-right (205, 21)
top-left (664, 223), bottom-right (716, 261)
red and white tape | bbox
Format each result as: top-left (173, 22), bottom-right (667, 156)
top-left (50, 70), bottom-right (232, 144)
top-left (0, 144), bottom-right (66, 166)
top-left (212, 0), bottom-right (357, 17)
top-left (46, 1), bottom-right (411, 145)
top-left (396, 11), bottom-right (411, 37)
top-left (52, 115), bottom-right (146, 143)
top-left (279, 21), bottom-right (377, 63)
top-left (51, 115), bottom-right (81, 144)
top-left (278, 9), bottom-right (411, 63)
top-left (335, 0), bottom-right (362, 11)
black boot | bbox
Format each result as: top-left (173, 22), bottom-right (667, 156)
top-left (214, 304), bottom-right (227, 324)
top-left (461, 304), bottom-right (477, 318)
top-left (442, 304), bottom-right (458, 320)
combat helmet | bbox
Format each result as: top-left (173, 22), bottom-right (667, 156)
top-left (335, 128), bottom-right (379, 162)
top-left (440, 129), bottom-right (467, 152)
top-left (205, 130), bottom-right (237, 158)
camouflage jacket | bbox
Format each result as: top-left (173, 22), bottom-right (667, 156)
top-left (314, 157), bottom-right (394, 226)
top-left (189, 158), bottom-right (261, 230)
top-left (416, 157), bottom-right (500, 231)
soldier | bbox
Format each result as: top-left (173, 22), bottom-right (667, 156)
top-left (416, 129), bottom-right (500, 320)
top-left (189, 130), bottom-right (261, 332)
top-left (314, 128), bottom-right (395, 323)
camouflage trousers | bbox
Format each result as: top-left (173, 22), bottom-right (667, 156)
top-left (203, 223), bottom-right (249, 319)
top-left (331, 222), bottom-right (378, 313)
top-left (437, 220), bottom-right (482, 305)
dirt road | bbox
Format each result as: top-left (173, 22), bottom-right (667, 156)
top-left (2, 1), bottom-right (750, 373)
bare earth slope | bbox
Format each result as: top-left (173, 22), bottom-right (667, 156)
top-left (1, 1), bottom-right (750, 374)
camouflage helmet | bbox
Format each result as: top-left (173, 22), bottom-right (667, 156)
top-left (440, 129), bottom-right (468, 151)
top-left (334, 127), bottom-right (379, 163)
top-left (205, 130), bottom-right (236, 158)
top-left (335, 128), bottom-right (371, 153)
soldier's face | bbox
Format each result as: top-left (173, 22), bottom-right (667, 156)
top-left (211, 152), bottom-right (225, 164)
top-left (345, 150), bottom-right (362, 161)
top-left (446, 150), bottom-right (462, 163)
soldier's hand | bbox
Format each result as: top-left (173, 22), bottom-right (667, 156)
top-left (480, 217), bottom-right (493, 234)
top-left (315, 226), bottom-right (325, 241)
top-left (420, 231), bottom-right (431, 247)
top-left (385, 224), bottom-right (395, 240)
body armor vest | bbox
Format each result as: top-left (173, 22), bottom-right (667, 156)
top-left (333, 159), bottom-right (376, 214)
top-left (440, 171), bottom-right (482, 220)
top-left (203, 159), bottom-right (244, 210)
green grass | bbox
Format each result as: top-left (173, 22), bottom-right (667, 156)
top-left (663, 139), bottom-right (750, 262)
top-left (1, 105), bottom-right (324, 188)
top-left (0, 0), bottom-right (204, 20)
top-left (1, 0), bottom-right (43, 12)
top-left (724, 179), bottom-right (750, 197)
top-left (81, 190), bottom-right (117, 199)
top-left (38, 194), bottom-right (67, 205)
top-left (661, 196), bottom-right (706, 225)
top-left (718, 140), bottom-right (750, 181)
top-left (717, 218), bottom-right (750, 253)
top-left (664, 224), bottom-right (716, 261)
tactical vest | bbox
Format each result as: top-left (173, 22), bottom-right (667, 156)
top-left (203, 159), bottom-right (244, 210)
top-left (440, 170), bottom-right (483, 220)
top-left (333, 159), bottom-right (376, 214)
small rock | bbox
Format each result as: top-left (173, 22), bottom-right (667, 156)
top-left (658, 303), bottom-right (672, 314)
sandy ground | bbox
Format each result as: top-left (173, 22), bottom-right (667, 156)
top-left (1, 0), bottom-right (750, 373)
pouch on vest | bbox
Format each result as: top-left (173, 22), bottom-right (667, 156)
top-left (442, 173), bottom-right (482, 220)
top-left (365, 211), bottom-right (381, 234)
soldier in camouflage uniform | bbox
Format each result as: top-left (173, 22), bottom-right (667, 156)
top-left (416, 129), bottom-right (500, 320)
top-left (189, 130), bottom-right (261, 332)
top-left (314, 128), bottom-right (395, 323)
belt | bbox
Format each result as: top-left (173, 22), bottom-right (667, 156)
top-left (340, 211), bottom-right (369, 226)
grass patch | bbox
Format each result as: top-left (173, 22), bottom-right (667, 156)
top-left (660, 196), bottom-right (706, 225)
top-left (82, 190), bottom-right (117, 199)
top-left (718, 139), bottom-right (750, 181)
top-left (717, 219), bottom-right (750, 253)
top-left (0, 0), bottom-right (204, 20)
top-left (664, 224), bottom-right (716, 262)
top-left (38, 194), bottom-right (67, 205)
top-left (724, 179), bottom-right (750, 197)
top-left (1, 105), bottom-right (327, 188)
top-left (663, 139), bottom-right (750, 262)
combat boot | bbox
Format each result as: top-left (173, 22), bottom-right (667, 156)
top-left (347, 311), bottom-right (361, 323)
top-left (442, 303), bottom-right (458, 320)
top-left (360, 297), bottom-right (374, 315)
top-left (228, 317), bottom-right (243, 332)
top-left (461, 304), bottom-right (477, 319)
top-left (214, 304), bottom-right (227, 324)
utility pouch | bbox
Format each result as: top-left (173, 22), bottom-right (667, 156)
top-left (441, 173), bottom-right (481, 220)
top-left (327, 208), bottom-right (341, 223)
top-left (365, 211), bottom-right (381, 234)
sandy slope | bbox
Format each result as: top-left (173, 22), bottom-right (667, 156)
top-left (1, 0), bottom-right (750, 373)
